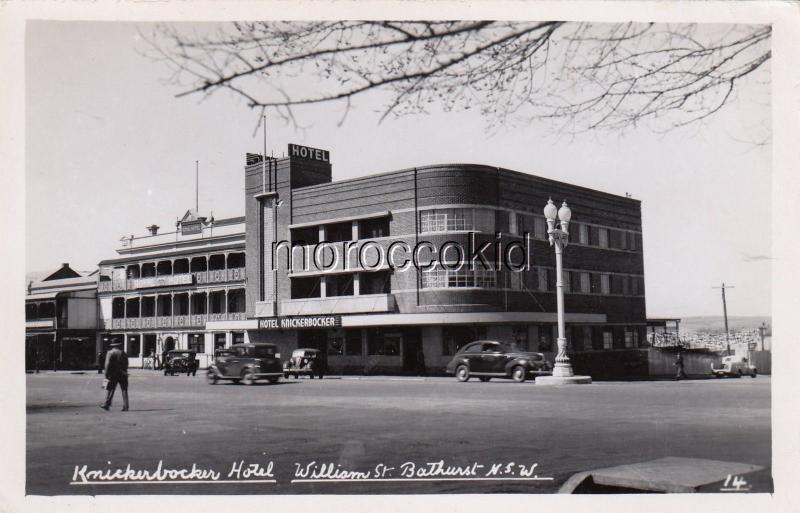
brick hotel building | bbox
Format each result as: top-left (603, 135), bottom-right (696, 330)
top-left (242, 145), bottom-right (648, 377)
top-left (28, 144), bottom-right (649, 377)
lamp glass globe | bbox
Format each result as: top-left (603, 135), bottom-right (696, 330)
top-left (543, 198), bottom-right (558, 220)
top-left (558, 202), bottom-right (572, 222)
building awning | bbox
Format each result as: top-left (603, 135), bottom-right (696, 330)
top-left (26, 292), bottom-right (59, 301)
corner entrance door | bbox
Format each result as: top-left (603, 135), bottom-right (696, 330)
top-left (402, 329), bottom-right (423, 375)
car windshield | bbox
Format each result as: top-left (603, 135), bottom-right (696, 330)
top-left (252, 346), bottom-right (277, 357)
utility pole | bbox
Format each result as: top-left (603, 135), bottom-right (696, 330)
top-left (713, 283), bottom-right (734, 355)
top-left (758, 322), bottom-right (768, 352)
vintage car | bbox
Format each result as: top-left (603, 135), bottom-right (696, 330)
top-left (711, 355), bottom-right (757, 378)
top-left (163, 350), bottom-right (199, 376)
top-left (283, 348), bottom-right (326, 379)
top-left (206, 343), bottom-right (283, 385)
top-left (445, 340), bottom-right (552, 383)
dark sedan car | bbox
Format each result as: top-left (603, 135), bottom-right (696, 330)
top-left (445, 340), bottom-right (552, 383)
top-left (163, 350), bottom-right (199, 376)
top-left (206, 343), bottom-right (283, 385)
top-left (283, 348), bottom-right (326, 379)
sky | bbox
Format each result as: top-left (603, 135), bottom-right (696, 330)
top-left (25, 20), bottom-right (772, 318)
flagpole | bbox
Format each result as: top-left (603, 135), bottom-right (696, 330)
top-left (262, 115), bottom-right (267, 193)
top-left (195, 160), bottom-right (199, 212)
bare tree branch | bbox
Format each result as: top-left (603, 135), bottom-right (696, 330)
top-left (140, 21), bottom-right (771, 135)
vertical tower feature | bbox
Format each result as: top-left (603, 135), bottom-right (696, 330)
top-left (244, 144), bottom-right (332, 318)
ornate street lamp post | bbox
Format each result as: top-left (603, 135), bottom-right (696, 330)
top-left (536, 198), bottom-right (592, 385)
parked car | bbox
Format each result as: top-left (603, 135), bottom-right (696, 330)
top-left (206, 343), bottom-right (283, 385)
top-left (711, 355), bottom-right (757, 378)
top-left (445, 340), bottom-right (552, 383)
top-left (163, 350), bottom-right (199, 376)
top-left (283, 348), bottom-right (326, 379)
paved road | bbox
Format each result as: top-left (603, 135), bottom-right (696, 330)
top-left (26, 371), bottom-right (771, 495)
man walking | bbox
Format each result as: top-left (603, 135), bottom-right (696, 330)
top-left (675, 348), bottom-right (688, 381)
top-left (100, 341), bottom-right (129, 411)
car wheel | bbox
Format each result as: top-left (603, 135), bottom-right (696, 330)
top-left (163, 370), bottom-right (168, 376)
top-left (479, 377), bottom-right (491, 382)
top-left (268, 376), bottom-right (280, 384)
top-left (737, 369), bottom-right (743, 378)
top-left (294, 373), bottom-right (299, 379)
top-left (751, 369), bottom-right (757, 378)
top-left (241, 369), bottom-right (255, 386)
top-left (309, 374), bottom-right (314, 380)
top-left (511, 366), bottom-right (526, 383)
top-left (206, 371), bottom-right (218, 385)
top-left (455, 365), bottom-right (470, 382)
top-left (284, 372), bottom-right (289, 379)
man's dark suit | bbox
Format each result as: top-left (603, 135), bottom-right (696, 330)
top-left (102, 347), bottom-right (129, 411)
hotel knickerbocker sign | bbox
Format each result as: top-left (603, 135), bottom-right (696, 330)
top-left (258, 315), bottom-right (342, 330)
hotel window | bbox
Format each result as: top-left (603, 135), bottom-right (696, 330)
top-left (367, 328), bottom-right (400, 356)
top-left (442, 326), bottom-right (486, 356)
top-left (360, 271), bottom-right (391, 294)
top-left (509, 271), bottom-right (524, 290)
top-left (600, 273), bottom-right (611, 295)
top-left (603, 331), bottom-right (613, 350)
top-left (624, 329), bottom-right (633, 348)
top-left (513, 326), bottom-right (529, 351)
top-left (326, 222), bottom-right (353, 243)
top-left (597, 227), bottom-right (609, 248)
top-left (474, 269), bottom-right (496, 288)
top-left (420, 211), bottom-right (446, 232)
top-left (610, 275), bottom-right (624, 295)
top-left (496, 210), bottom-right (510, 233)
top-left (447, 209), bottom-right (469, 230)
top-left (580, 272), bottom-right (591, 294)
top-left (345, 329), bottom-right (363, 355)
top-left (563, 271), bottom-right (572, 293)
top-left (327, 330), bottom-right (345, 356)
top-left (291, 276), bottom-right (321, 299)
top-left (513, 213), bottom-right (527, 236)
top-left (421, 269), bottom-right (496, 289)
top-left (536, 267), bottom-right (550, 292)
top-left (473, 209), bottom-right (495, 232)
top-left (609, 229), bottom-right (623, 250)
top-left (579, 223), bottom-right (590, 245)
top-left (582, 326), bottom-right (593, 351)
top-left (538, 326), bottom-right (554, 352)
top-left (626, 232), bottom-right (637, 251)
top-left (533, 216), bottom-right (547, 240)
top-left (360, 217), bottom-right (390, 239)
top-left (326, 274), bottom-right (354, 297)
top-left (421, 269), bottom-right (447, 289)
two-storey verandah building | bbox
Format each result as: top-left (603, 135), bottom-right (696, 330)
top-left (97, 211), bottom-right (248, 368)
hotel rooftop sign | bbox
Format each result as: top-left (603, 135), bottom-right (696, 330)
top-left (288, 143), bottom-right (330, 163)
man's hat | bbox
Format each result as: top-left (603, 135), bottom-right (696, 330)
top-left (110, 341), bottom-right (123, 348)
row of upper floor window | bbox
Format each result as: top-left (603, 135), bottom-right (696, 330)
top-left (288, 267), bottom-right (643, 299)
top-left (287, 208), bottom-right (641, 253)
top-left (420, 267), bottom-right (645, 296)
top-left (109, 288), bottom-right (246, 318)
top-left (419, 208), bottom-right (641, 251)
top-left (102, 252), bottom-right (246, 280)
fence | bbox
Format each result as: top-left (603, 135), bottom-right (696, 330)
top-left (649, 329), bottom-right (766, 352)
top-left (648, 347), bottom-right (771, 377)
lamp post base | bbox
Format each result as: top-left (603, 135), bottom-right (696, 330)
top-left (536, 375), bottom-right (592, 385)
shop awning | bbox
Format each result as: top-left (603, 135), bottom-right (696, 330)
top-left (25, 291), bottom-right (59, 301)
